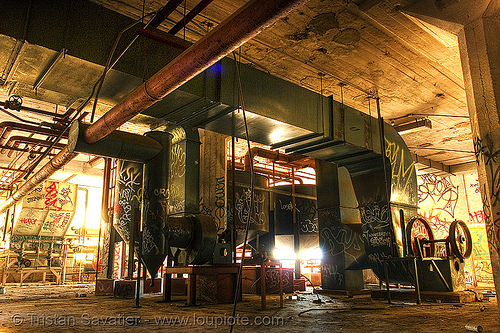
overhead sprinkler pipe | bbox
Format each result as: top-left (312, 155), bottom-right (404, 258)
top-left (83, 0), bottom-right (309, 144)
top-left (0, 0), bottom-right (308, 217)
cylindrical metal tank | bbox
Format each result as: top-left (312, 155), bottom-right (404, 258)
top-left (227, 170), bottom-right (270, 245)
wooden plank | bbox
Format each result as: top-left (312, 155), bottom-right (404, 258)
top-left (198, 129), bottom-right (228, 230)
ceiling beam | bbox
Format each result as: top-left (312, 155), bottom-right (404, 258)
top-left (412, 152), bottom-right (477, 175)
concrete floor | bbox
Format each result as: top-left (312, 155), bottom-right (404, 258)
top-left (0, 284), bottom-right (498, 332)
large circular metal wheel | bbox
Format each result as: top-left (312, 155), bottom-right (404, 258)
top-left (7, 95), bottom-right (22, 110)
top-left (449, 220), bottom-right (472, 259)
top-left (22, 258), bottom-right (31, 268)
top-left (406, 215), bottom-right (435, 257)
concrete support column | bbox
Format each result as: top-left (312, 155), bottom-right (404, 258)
top-left (458, 12), bottom-right (500, 301)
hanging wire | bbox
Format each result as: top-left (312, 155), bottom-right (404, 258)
top-left (183, 0), bottom-right (187, 41)
top-left (368, 94), bottom-right (373, 151)
top-left (142, 0), bottom-right (148, 81)
top-left (340, 82), bottom-right (346, 141)
top-left (142, 0), bottom-right (146, 24)
top-left (229, 49), bottom-right (255, 333)
top-left (319, 72), bottom-right (325, 134)
top-left (91, 10), bottom-right (156, 123)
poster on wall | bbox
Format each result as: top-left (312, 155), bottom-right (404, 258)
top-left (39, 181), bottom-right (77, 236)
top-left (12, 208), bottom-right (47, 236)
top-left (468, 223), bottom-right (494, 288)
top-left (12, 181), bottom-right (78, 238)
top-left (42, 181), bottom-right (78, 211)
top-left (22, 183), bottom-right (45, 209)
top-left (38, 211), bottom-right (74, 237)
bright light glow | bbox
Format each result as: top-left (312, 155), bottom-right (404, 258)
top-left (273, 246), bottom-right (296, 260)
top-left (269, 128), bottom-right (287, 144)
top-left (74, 253), bottom-right (87, 262)
top-left (75, 252), bottom-right (94, 262)
top-left (299, 247), bottom-right (323, 260)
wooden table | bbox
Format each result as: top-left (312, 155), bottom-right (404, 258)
top-left (1, 267), bottom-right (62, 285)
top-left (163, 265), bottom-right (239, 305)
top-left (259, 260), bottom-right (284, 309)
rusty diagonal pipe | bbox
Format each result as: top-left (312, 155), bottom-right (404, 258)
top-left (0, 0), bottom-right (308, 215)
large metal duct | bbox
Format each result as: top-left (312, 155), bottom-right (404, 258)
top-left (0, 0), bottom-right (308, 215)
top-left (83, 0), bottom-right (308, 144)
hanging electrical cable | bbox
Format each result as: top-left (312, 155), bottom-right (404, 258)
top-left (183, 0), bottom-right (187, 40)
top-left (230, 49), bottom-right (255, 333)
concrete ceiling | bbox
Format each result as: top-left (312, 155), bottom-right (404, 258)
top-left (0, 0), bottom-right (478, 190)
top-left (90, 0), bottom-right (474, 165)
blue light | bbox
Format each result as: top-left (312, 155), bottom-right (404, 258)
top-left (208, 62), bottom-right (223, 76)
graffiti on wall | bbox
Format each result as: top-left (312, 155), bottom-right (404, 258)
top-left (418, 174), bottom-right (459, 218)
top-left (473, 135), bottom-right (500, 257)
top-left (275, 194), bottom-right (318, 235)
top-left (265, 268), bottom-right (292, 293)
top-left (359, 202), bottom-right (391, 249)
top-left (417, 174), bottom-right (458, 249)
top-left (385, 139), bottom-right (415, 196)
top-left (214, 177), bottom-right (225, 228)
top-left (199, 176), bottom-right (226, 231)
top-left (320, 226), bottom-right (364, 258)
top-left (320, 264), bottom-right (345, 286)
top-left (169, 141), bottom-right (186, 215)
top-left (318, 207), bottom-right (364, 288)
top-left (112, 242), bottom-right (122, 280)
top-left (417, 171), bottom-right (494, 288)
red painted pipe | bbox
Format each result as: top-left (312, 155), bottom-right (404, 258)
top-left (0, 121), bottom-right (66, 146)
top-left (3, 136), bottom-right (66, 157)
top-left (136, 28), bottom-right (190, 51)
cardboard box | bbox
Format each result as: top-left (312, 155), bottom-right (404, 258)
top-left (144, 278), bottom-right (162, 294)
top-left (114, 280), bottom-right (143, 298)
top-left (294, 278), bottom-right (306, 291)
top-left (95, 279), bottom-right (114, 296)
top-left (242, 267), bottom-right (294, 294)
